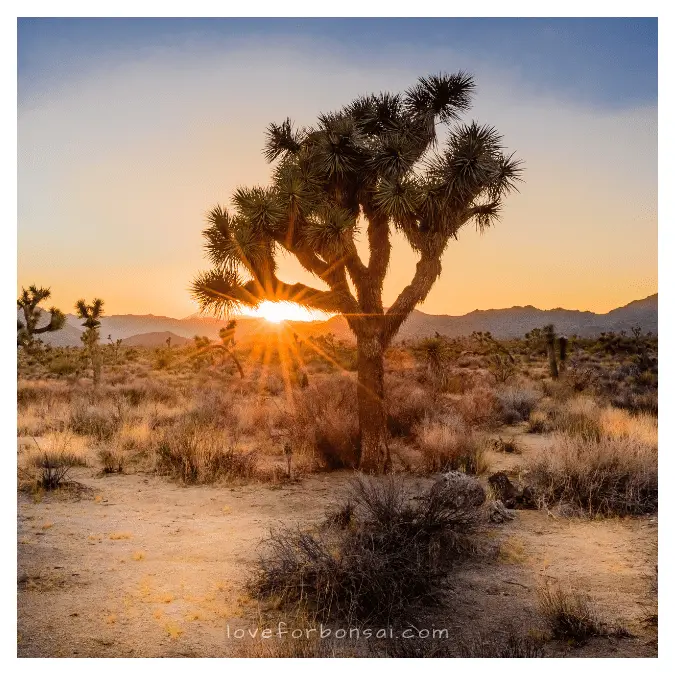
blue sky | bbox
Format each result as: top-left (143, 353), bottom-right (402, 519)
top-left (18, 18), bottom-right (658, 109)
top-left (17, 18), bottom-right (658, 317)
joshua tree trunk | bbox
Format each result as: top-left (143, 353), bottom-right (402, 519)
top-left (226, 347), bottom-right (245, 379)
top-left (356, 332), bottom-right (390, 474)
top-left (546, 342), bottom-right (559, 380)
top-left (558, 336), bottom-right (568, 374)
top-left (92, 345), bottom-right (101, 386)
top-left (191, 74), bottom-right (523, 475)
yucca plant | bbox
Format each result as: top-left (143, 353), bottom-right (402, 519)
top-left (192, 72), bottom-right (523, 472)
top-left (17, 285), bottom-right (65, 348)
top-left (75, 298), bottom-right (104, 386)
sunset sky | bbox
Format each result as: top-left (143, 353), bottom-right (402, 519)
top-left (17, 18), bottom-right (657, 319)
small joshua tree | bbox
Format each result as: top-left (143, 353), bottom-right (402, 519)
top-left (108, 335), bottom-right (123, 364)
top-left (471, 331), bottom-right (517, 384)
top-left (17, 285), bottom-right (65, 348)
top-left (192, 72), bottom-right (522, 473)
top-left (191, 324), bottom-right (245, 378)
top-left (218, 320), bottom-right (245, 378)
top-left (417, 336), bottom-right (452, 389)
top-left (541, 324), bottom-right (569, 380)
top-left (76, 298), bottom-right (104, 385)
top-left (543, 324), bottom-right (559, 379)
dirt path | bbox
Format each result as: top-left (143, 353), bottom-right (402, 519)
top-left (17, 467), bottom-right (657, 657)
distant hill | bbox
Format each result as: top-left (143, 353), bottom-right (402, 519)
top-left (28, 294), bottom-right (657, 347)
top-left (391, 293), bottom-right (658, 341)
top-left (121, 331), bottom-right (190, 347)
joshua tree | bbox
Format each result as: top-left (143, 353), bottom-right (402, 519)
top-left (558, 335), bottom-right (568, 374)
top-left (193, 335), bottom-right (211, 349)
top-left (76, 298), bottom-right (104, 385)
top-left (218, 320), bottom-right (245, 379)
top-left (192, 72), bottom-right (523, 473)
top-left (108, 334), bottom-right (123, 364)
top-left (17, 285), bottom-right (65, 348)
top-left (541, 324), bottom-right (570, 379)
top-left (417, 336), bottom-right (451, 389)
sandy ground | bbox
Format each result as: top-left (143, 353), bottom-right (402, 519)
top-left (17, 430), bottom-right (657, 658)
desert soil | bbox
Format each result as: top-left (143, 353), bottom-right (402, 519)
top-left (17, 430), bottom-right (657, 658)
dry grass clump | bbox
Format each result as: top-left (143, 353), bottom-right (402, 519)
top-left (233, 398), bottom-right (278, 436)
top-left (599, 407), bottom-right (657, 448)
top-left (69, 402), bottom-right (122, 442)
top-left (537, 583), bottom-right (612, 645)
top-left (19, 432), bottom-right (88, 490)
top-left (527, 433), bottom-right (657, 516)
top-left (98, 447), bottom-right (127, 473)
top-left (415, 415), bottom-right (487, 474)
top-left (248, 475), bottom-right (486, 624)
top-left (545, 396), bottom-right (602, 441)
top-left (113, 380), bottom-right (178, 406)
top-left (154, 422), bottom-right (258, 484)
top-left (379, 633), bottom-right (544, 658)
top-left (386, 377), bottom-right (435, 437)
top-left (231, 635), bottom-right (340, 658)
top-left (453, 386), bottom-right (498, 428)
top-left (115, 419), bottom-right (152, 454)
top-left (17, 402), bottom-right (69, 437)
top-left (17, 380), bottom-right (72, 407)
top-left (495, 386), bottom-right (542, 424)
top-left (183, 386), bottom-right (239, 429)
top-left (527, 410), bottom-right (552, 434)
top-left (288, 378), bottom-right (360, 469)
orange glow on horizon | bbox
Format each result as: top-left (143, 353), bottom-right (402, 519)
top-left (239, 301), bottom-right (333, 324)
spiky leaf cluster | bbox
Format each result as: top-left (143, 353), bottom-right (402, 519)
top-left (192, 72), bottom-right (522, 320)
top-left (17, 285), bottom-right (66, 347)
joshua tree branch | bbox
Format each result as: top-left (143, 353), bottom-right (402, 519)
top-left (365, 212), bottom-right (392, 300)
top-left (382, 242), bottom-right (446, 346)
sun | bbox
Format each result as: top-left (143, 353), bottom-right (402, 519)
top-left (240, 301), bottom-right (330, 324)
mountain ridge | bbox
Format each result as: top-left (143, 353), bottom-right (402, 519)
top-left (27, 294), bottom-right (657, 347)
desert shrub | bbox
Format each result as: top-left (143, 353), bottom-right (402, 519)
top-left (289, 378), bottom-right (360, 469)
top-left (611, 389), bottom-right (658, 416)
top-left (233, 399), bottom-right (274, 436)
top-left (231, 631), bottom-right (340, 658)
top-left (17, 402), bottom-right (69, 437)
top-left (386, 378), bottom-right (436, 437)
top-left (17, 381), bottom-right (71, 407)
top-left (487, 353), bottom-right (517, 384)
top-left (527, 433), bottom-right (657, 516)
top-left (415, 415), bottom-right (487, 474)
top-left (264, 375), bottom-right (285, 396)
top-left (541, 379), bottom-right (574, 401)
top-left (184, 387), bottom-right (238, 429)
top-left (527, 411), bottom-right (552, 434)
top-left (599, 407), bottom-right (657, 449)
top-left (48, 355), bottom-right (80, 376)
top-left (547, 397), bottom-right (602, 441)
top-left (453, 386), bottom-right (498, 428)
top-left (249, 475), bottom-right (486, 623)
top-left (374, 633), bottom-right (544, 657)
top-left (563, 365), bottom-right (597, 392)
top-left (98, 447), bottom-right (126, 473)
top-left (69, 402), bottom-right (122, 442)
top-left (537, 584), bottom-right (607, 645)
top-left (456, 354), bottom-right (485, 369)
top-left (496, 386), bottom-right (542, 424)
top-left (20, 433), bottom-right (87, 490)
top-left (115, 420), bottom-right (152, 454)
top-left (154, 422), bottom-right (257, 484)
top-left (115, 380), bottom-right (178, 406)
